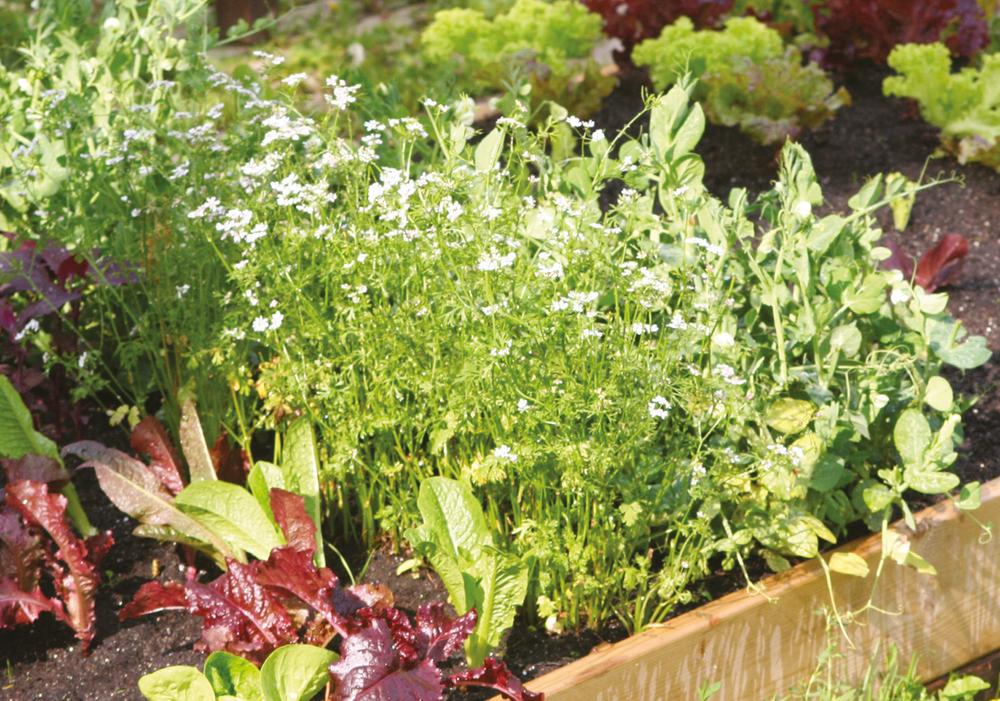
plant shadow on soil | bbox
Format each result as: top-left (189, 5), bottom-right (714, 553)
top-left (2, 65), bottom-right (999, 700)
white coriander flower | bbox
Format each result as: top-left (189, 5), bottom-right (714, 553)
top-left (648, 395), bottom-right (672, 419)
top-left (493, 445), bottom-right (518, 463)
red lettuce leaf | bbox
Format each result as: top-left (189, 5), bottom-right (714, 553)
top-left (269, 489), bottom-right (316, 556)
top-left (811, 0), bottom-right (988, 66)
top-left (254, 544), bottom-right (347, 637)
top-left (329, 615), bottom-right (445, 701)
top-left (448, 659), bottom-right (544, 701)
top-left (0, 506), bottom-right (51, 626)
top-left (209, 433), bottom-right (252, 485)
top-left (2, 454), bottom-right (69, 485)
top-left (415, 602), bottom-right (477, 664)
top-left (119, 580), bottom-right (189, 619)
top-left (5, 480), bottom-right (112, 651)
top-left (130, 417), bottom-right (185, 495)
top-left (915, 233), bottom-right (968, 293)
top-left (582, 0), bottom-right (732, 48)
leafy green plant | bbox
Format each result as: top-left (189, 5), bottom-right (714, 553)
top-left (138, 644), bottom-right (337, 701)
top-left (421, 0), bottom-right (617, 116)
top-left (407, 477), bottom-right (529, 667)
top-left (633, 17), bottom-right (849, 144)
top-left (883, 42), bottom-right (1000, 171)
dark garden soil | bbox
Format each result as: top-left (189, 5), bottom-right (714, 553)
top-left (3, 65), bottom-right (999, 700)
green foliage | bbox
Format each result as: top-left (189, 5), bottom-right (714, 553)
top-left (138, 645), bottom-right (336, 701)
top-left (777, 636), bottom-right (994, 701)
top-left (421, 0), bottom-right (617, 116)
top-left (633, 17), bottom-right (848, 144)
top-left (407, 477), bottom-right (529, 666)
top-left (1, 3), bottom-right (988, 637)
top-left (884, 43), bottom-right (1000, 171)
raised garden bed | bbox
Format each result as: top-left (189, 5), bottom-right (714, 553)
top-left (513, 475), bottom-right (1000, 700)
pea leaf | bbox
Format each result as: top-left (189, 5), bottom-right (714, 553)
top-left (474, 129), bottom-right (503, 173)
top-left (893, 409), bottom-right (930, 466)
top-left (904, 467), bottom-right (960, 495)
top-left (956, 481), bottom-right (981, 511)
top-left (924, 376), bottom-right (954, 412)
top-left (828, 552), bottom-right (869, 578)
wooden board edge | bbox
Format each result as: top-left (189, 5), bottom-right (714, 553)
top-left (497, 475), bottom-right (1000, 700)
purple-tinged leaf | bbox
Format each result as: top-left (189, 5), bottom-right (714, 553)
top-left (254, 545), bottom-right (347, 637)
top-left (333, 583), bottom-right (395, 619)
top-left (448, 659), bottom-right (544, 701)
top-left (5, 480), bottom-right (112, 651)
top-left (0, 578), bottom-right (54, 627)
top-left (915, 233), bottom-right (968, 292)
top-left (130, 417), bottom-right (185, 495)
top-left (2, 454), bottom-right (69, 485)
top-left (64, 441), bottom-right (234, 560)
top-left (415, 603), bottom-right (477, 664)
top-left (0, 507), bottom-right (49, 626)
top-left (269, 489), bottom-right (316, 555)
top-left (329, 616), bottom-right (445, 701)
top-left (119, 580), bottom-right (189, 619)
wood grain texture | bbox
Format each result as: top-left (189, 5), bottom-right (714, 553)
top-left (511, 476), bottom-right (1000, 701)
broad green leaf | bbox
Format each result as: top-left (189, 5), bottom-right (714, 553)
top-left (927, 318), bottom-right (992, 370)
top-left (179, 399), bottom-right (216, 483)
top-left (138, 666), bottom-right (215, 701)
top-left (247, 461), bottom-right (285, 523)
top-left (765, 398), bottom-right (814, 435)
top-left (0, 375), bottom-right (60, 462)
top-left (407, 477), bottom-right (492, 612)
top-left (904, 467), bottom-right (960, 495)
top-left (829, 552), bottom-right (869, 578)
top-left (474, 128), bottom-right (503, 173)
top-left (956, 481), bottom-right (981, 511)
top-left (464, 551), bottom-right (529, 667)
top-left (281, 419), bottom-right (324, 566)
top-left (650, 84), bottom-right (686, 156)
top-left (204, 652), bottom-right (262, 701)
top-left (894, 409), bottom-right (930, 466)
top-left (762, 550), bottom-right (791, 573)
top-left (175, 481), bottom-right (283, 561)
top-left (260, 644), bottom-right (337, 701)
top-left (924, 376), bottom-right (954, 412)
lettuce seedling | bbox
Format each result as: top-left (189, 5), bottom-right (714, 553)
top-left (138, 644), bottom-right (337, 701)
top-left (406, 476), bottom-right (529, 668)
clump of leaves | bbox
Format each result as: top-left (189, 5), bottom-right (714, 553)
top-left (139, 644), bottom-right (336, 701)
top-left (123, 488), bottom-right (539, 700)
top-left (810, 0), bottom-right (989, 67)
top-left (421, 0), bottom-right (617, 116)
top-left (883, 43), bottom-right (1000, 171)
top-left (0, 375), bottom-right (109, 651)
top-left (633, 17), bottom-right (848, 144)
top-left (64, 401), bottom-right (324, 569)
top-left (407, 477), bottom-right (529, 667)
top-left (580, 0), bottom-right (732, 48)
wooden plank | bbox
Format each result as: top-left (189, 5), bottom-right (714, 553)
top-left (513, 476), bottom-right (1000, 701)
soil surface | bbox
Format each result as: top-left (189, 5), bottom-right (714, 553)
top-left (3, 66), bottom-right (999, 700)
